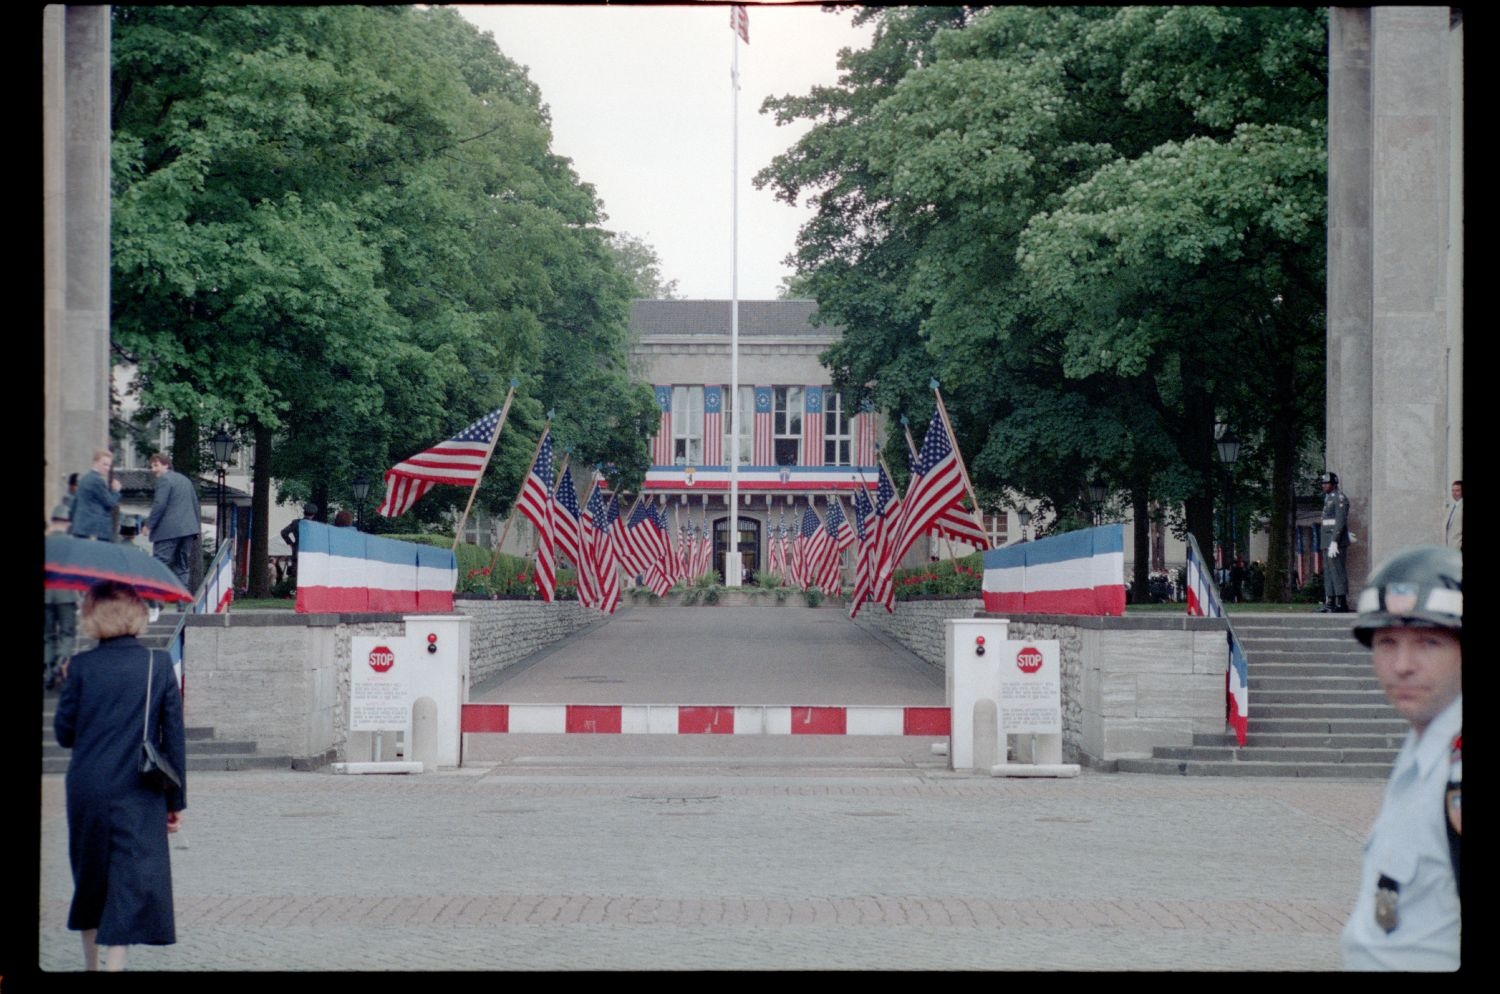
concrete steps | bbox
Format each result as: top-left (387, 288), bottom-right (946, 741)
top-left (42, 625), bottom-right (295, 774)
top-left (1123, 613), bottom-right (1400, 779)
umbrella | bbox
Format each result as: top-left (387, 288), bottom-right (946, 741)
top-left (44, 533), bottom-right (193, 603)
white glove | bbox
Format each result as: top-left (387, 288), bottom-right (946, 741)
top-left (1328, 541), bottom-right (1339, 558)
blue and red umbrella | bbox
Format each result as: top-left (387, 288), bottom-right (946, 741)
top-left (44, 533), bottom-right (193, 603)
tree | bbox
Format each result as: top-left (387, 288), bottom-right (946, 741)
top-left (608, 232), bottom-right (681, 300)
top-left (111, 7), bottom-right (652, 593)
top-left (757, 7), bottom-right (1326, 597)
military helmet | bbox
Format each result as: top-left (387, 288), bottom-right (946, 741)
top-left (1352, 545), bottom-right (1462, 647)
top-left (1319, 471), bottom-right (1339, 487)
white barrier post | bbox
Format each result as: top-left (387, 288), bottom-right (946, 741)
top-left (944, 618), bottom-right (1008, 771)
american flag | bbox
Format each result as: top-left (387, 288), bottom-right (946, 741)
top-left (753, 386), bottom-right (774, 466)
top-left (554, 468), bottom-right (590, 604)
top-left (856, 401), bottom-right (877, 466)
top-left (803, 386), bottom-right (824, 467)
top-left (931, 503), bottom-right (991, 550)
top-left (848, 483), bottom-right (876, 617)
top-left (890, 409), bottom-right (966, 569)
top-left (703, 386), bottom-right (723, 466)
top-left (817, 499), bottom-right (855, 595)
top-left (621, 499), bottom-right (659, 582)
top-left (588, 488), bottom-right (622, 614)
top-left (652, 387), bottom-right (672, 466)
top-left (695, 503), bottom-right (713, 578)
top-left (767, 507), bottom-right (785, 580)
top-left (793, 506), bottom-right (824, 591)
top-left (730, 4), bottom-right (748, 44)
top-left (515, 431), bottom-right (556, 601)
top-left (870, 463), bottom-right (903, 612)
top-left (377, 408), bottom-right (502, 518)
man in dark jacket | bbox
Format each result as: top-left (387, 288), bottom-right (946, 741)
top-left (68, 449), bottom-right (122, 541)
top-left (142, 453), bottom-right (202, 589)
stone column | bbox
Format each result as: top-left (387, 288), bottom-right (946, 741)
top-left (1327, 7), bottom-right (1462, 585)
top-left (43, 5), bottom-right (112, 518)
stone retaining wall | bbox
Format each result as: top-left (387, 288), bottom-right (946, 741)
top-left (183, 600), bottom-right (603, 766)
top-left (855, 599), bottom-right (1229, 766)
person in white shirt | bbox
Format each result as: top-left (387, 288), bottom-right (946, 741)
top-left (1340, 545), bottom-right (1461, 971)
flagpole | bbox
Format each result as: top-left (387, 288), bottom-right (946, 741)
top-left (931, 380), bottom-right (989, 541)
top-left (725, 6), bottom-right (744, 588)
top-left (488, 419), bottom-right (551, 573)
top-left (451, 379), bottom-right (518, 553)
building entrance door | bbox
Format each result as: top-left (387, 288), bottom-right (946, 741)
top-left (713, 516), bottom-right (760, 584)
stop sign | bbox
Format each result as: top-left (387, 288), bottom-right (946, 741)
top-left (368, 645), bottom-right (396, 673)
top-left (1016, 646), bottom-right (1044, 674)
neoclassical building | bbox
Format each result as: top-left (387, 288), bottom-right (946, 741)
top-left (629, 299), bottom-right (1006, 583)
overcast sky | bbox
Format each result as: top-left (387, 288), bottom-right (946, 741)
top-left (453, 4), bottom-right (875, 301)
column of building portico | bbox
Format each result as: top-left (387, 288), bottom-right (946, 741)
top-left (43, 6), bottom-right (113, 518)
top-left (1327, 7), bottom-right (1462, 588)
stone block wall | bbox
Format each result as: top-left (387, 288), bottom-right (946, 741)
top-left (455, 598), bottom-right (601, 687)
top-left (184, 601), bottom-right (602, 766)
top-left (854, 600), bottom-right (1228, 766)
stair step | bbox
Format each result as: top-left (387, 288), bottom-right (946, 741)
top-left (1251, 703), bottom-right (1398, 719)
top-left (1252, 690), bottom-right (1390, 705)
top-left (1248, 675), bottom-right (1382, 691)
top-left (1152, 745), bottom-right (1399, 764)
top-left (1194, 732), bottom-right (1407, 749)
top-left (1249, 717), bottom-right (1408, 734)
top-left (1249, 663), bottom-right (1379, 678)
top-left (1115, 758), bottom-right (1393, 778)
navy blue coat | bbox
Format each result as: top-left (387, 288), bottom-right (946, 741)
top-left (54, 636), bottom-right (187, 945)
top-left (144, 469), bottom-right (202, 542)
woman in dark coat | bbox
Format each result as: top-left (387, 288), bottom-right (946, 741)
top-left (54, 580), bottom-right (186, 971)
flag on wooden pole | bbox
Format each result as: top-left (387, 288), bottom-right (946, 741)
top-left (514, 429), bottom-right (556, 601)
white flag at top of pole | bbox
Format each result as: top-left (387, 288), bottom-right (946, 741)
top-left (731, 5), bottom-right (749, 44)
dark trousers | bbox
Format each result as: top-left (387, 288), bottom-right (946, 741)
top-left (153, 535), bottom-right (195, 589)
top-left (45, 600), bottom-right (76, 673)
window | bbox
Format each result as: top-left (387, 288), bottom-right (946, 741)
top-left (773, 386), bottom-right (803, 466)
top-left (824, 392), bottom-right (852, 466)
top-left (722, 386), bottom-right (754, 464)
top-left (985, 511), bottom-right (1009, 548)
top-left (672, 385), bottom-right (703, 464)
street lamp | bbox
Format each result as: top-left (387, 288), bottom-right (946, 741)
top-left (352, 473), bottom-right (370, 531)
top-left (1215, 424), bottom-right (1242, 564)
top-left (1017, 507), bottom-right (1032, 542)
top-left (211, 427), bottom-right (233, 553)
top-left (1086, 479), bottom-right (1107, 525)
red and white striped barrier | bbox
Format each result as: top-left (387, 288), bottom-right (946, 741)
top-left (462, 704), bottom-right (949, 736)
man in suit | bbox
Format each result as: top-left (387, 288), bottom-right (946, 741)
top-left (1444, 480), bottom-right (1462, 550)
top-left (142, 453), bottom-right (202, 590)
top-left (68, 449), bottom-right (122, 541)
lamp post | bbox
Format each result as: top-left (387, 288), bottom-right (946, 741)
top-left (1215, 423), bottom-right (1242, 564)
top-left (1086, 480), bottom-right (1107, 526)
top-left (352, 473), bottom-right (370, 531)
top-left (1017, 507), bottom-right (1032, 543)
top-left (211, 427), bottom-right (233, 553)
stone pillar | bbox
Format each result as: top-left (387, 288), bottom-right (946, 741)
top-left (1327, 7), bottom-right (1462, 586)
top-left (43, 6), bottom-right (112, 519)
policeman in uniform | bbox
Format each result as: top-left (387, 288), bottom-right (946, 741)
top-left (1319, 471), bottom-right (1352, 612)
top-left (1340, 546), bottom-right (1461, 971)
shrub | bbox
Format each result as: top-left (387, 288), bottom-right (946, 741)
top-left (803, 587), bottom-right (824, 607)
top-left (891, 554), bottom-right (984, 600)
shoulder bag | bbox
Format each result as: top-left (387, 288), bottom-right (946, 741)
top-left (140, 649), bottom-right (183, 790)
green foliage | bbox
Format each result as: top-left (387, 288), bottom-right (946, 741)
top-left (756, 6), bottom-right (1327, 574)
top-left (110, 6), bottom-right (653, 587)
top-left (802, 587), bottom-right (824, 608)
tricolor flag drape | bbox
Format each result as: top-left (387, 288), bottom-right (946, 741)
top-left (1186, 533), bottom-right (1249, 746)
top-left (377, 407), bottom-right (503, 518)
top-left (515, 431), bottom-right (557, 601)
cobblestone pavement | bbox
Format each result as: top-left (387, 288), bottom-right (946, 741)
top-left (33, 609), bottom-right (1384, 974)
top-left (35, 752), bottom-right (1383, 973)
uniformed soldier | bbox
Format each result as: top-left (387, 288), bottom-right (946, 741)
top-left (1319, 471), bottom-right (1352, 612)
top-left (1340, 545), bottom-right (1461, 971)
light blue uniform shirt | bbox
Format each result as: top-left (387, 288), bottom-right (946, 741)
top-left (1341, 695), bottom-right (1461, 970)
